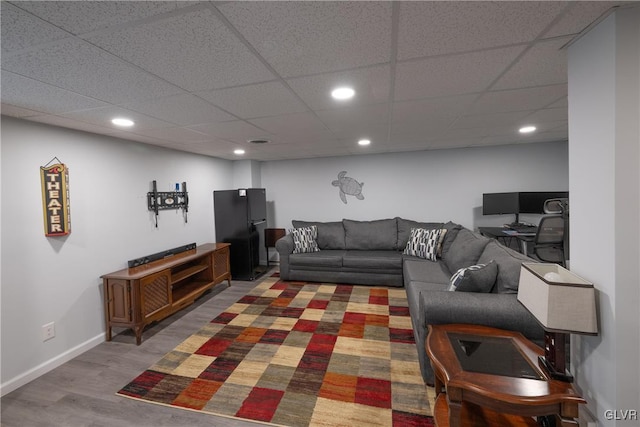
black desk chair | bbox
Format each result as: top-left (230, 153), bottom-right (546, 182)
top-left (533, 215), bottom-right (565, 267)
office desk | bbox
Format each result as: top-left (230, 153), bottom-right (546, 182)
top-left (478, 227), bottom-right (536, 255)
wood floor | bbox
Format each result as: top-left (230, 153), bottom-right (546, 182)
top-left (1, 274), bottom-right (273, 427)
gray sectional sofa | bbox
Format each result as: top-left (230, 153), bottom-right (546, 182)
top-left (275, 217), bottom-right (544, 384)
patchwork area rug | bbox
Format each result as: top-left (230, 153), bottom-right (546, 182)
top-left (117, 275), bottom-right (435, 426)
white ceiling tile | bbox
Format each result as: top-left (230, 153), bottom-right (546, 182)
top-left (287, 66), bottom-right (391, 111)
top-left (59, 105), bottom-right (173, 130)
top-left (452, 111), bottom-right (531, 131)
top-left (197, 82), bottom-right (308, 119)
top-left (395, 46), bottom-right (526, 101)
top-left (14, 1), bottom-right (181, 35)
top-left (188, 120), bottom-right (270, 143)
top-left (0, 103), bottom-right (42, 118)
top-left (0, 3), bottom-right (71, 56)
top-left (470, 84), bottom-right (567, 114)
top-left (219, 1), bottom-right (392, 77)
top-left (316, 104), bottom-right (389, 140)
top-left (27, 114), bottom-right (119, 135)
top-left (2, 38), bottom-right (181, 104)
top-left (392, 95), bottom-right (477, 126)
top-left (524, 108), bottom-right (568, 124)
top-left (127, 126), bottom-right (212, 143)
top-left (123, 93), bottom-right (235, 126)
top-left (543, 2), bottom-right (618, 38)
top-left (397, 2), bottom-right (567, 60)
top-left (84, 8), bottom-right (275, 92)
top-left (493, 37), bottom-right (572, 90)
top-left (249, 112), bottom-right (333, 141)
top-left (1, 72), bottom-right (108, 114)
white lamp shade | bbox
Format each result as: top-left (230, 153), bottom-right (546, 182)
top-left (518, 263), bottom-right (598, 334)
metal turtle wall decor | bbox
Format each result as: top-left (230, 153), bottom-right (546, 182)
top-left (332, 171), bottom-right (364, 204)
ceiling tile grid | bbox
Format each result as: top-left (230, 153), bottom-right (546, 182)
top-left (1, 1), bottom-right (631, 160)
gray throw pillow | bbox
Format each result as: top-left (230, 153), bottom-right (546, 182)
top-left (292, 220), bottom-right (345, 249)
top-left (447, 261), bottom-right (498, 293)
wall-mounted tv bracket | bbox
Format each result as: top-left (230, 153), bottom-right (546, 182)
top-left (147, 180), bottom-right (189, 227)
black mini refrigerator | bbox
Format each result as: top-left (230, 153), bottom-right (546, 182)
top-left (213, 188), bottom-right (267, 280)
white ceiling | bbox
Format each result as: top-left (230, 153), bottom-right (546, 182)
top-left (0, 1), bottom-right (630, 161)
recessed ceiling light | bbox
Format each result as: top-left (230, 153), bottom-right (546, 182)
top-left (358, 139), bottom-right (371, 146)
top-left (234, 149), bottom-right (245, 155)
top-left (331, 87), bottom-right (355, 100)
top-left (111, 117), bottom-right (134, 127)
top-left (519, 125), bottom-right (537, 134)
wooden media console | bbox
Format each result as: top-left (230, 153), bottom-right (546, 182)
top-left (101, 243), bottom-right (230, 345)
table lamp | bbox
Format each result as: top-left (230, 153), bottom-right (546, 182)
top-left (517, 263), bottom-right (598, 382)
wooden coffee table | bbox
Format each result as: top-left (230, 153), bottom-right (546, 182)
top-left (426, 324), bottom-right (586, 427)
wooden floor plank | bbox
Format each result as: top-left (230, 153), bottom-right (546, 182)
top-left (1, 275), bottom-right (272, 427)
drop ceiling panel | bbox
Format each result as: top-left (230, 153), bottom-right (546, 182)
top-left (249, 112), bottom-right (334, 142)
top-left (123, 93), bottom-right (235, 126)
top-left (287, 65), bottom-right (391, 111)
top-left (28, 114), bottom-right (120, 135)
top-left (452, 111), bottom-right (531, 131)
top-left (543, 2), bottom-right (618, 38)
top-left (127, 126), bottom-right (211, 144)
top-left (218, 1), bottom-right (393, 77)
top-left (84, 7), bottom-right (276, 92)
top-left (188, 120), bottom-right (269, 143)
top-left (394, 46), bottom-right (526, 101)
top-left (469, 84), bottom-right (567, 114)
top-left (59, 105), bottom-right (174, 130)
top-left (2, 38), bottom-right (181, 104)
top-left (315, 104), bottom-right (389, 140)
top-left (0, 103), bottom-right (41, 118)
top-left (493, 37), bottom-right (572, 90)
top-left (1, 72), bottom-right (108, 114)
top-left (13, 1), bottom-right (181, 35)
top-left (196, 81), bottom-right (308, 119)
top-left (0, 3), bottom-right (71, 55)
top-left (397, 1), bottom-right (567, 60)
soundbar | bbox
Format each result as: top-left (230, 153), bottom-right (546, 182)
top-left (127, 242), bottom-right (197, 268)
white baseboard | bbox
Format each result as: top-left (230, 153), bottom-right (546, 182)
top-left (0, 333), bottom-right (104, 397)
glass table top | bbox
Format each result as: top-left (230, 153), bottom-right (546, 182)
top-left (447, 332), bottom-right (543, 380)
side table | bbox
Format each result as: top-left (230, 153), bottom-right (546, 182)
top-left (426, 324), bottom-right (585, 427)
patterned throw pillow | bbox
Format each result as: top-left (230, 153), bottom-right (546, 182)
top-left (289, 226), bottom-right (320, 254)
top-left (403, 228), bottom-right (442, 261)
top-left (447, 261), bottom-right (498, 293)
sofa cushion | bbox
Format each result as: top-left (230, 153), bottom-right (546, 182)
top-left (343, 218), bottom-right (398, 250)
top-left (403, 258), bottom-right (452, 286)
top-left (477, 240), bottom-right (533, 294)
top-left (396, 218), bottom-right (443, 249)
top-left (447, 261), bottom-right (497, 293)
top-left (288, 226), bottom-right (320, 254)
top-left (343, 251), bottom-right (402, 270)
top-left (403, 228), bottom-right (442, 261)
top-left (292, 220), bottom-right (345, 250)
top-left (439, 221), bottom-right (463, 258)
top-left (442, 228), bottom-right (491, 273)
top-left (289, 250), bottom-right (344, 268)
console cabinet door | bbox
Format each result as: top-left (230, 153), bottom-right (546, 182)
top-left (139, 270), bottom-right (171, 320)
top-left (106, 279), bottom-right (132, 324)
top-left (213, 246), bottom-right (230, 283)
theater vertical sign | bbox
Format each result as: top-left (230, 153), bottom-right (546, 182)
top-left (41, 163), bottom-right (71, 236)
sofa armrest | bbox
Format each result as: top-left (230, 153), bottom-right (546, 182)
top-left (275, 234), bottom-right (294, 255)
top-left (420, 291), bottom-right (544, 344)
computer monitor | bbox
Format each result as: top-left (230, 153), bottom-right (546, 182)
top-left (518, 192), bottom-right (569, 214)
top-left (482, 192), bottom-right (519, 216)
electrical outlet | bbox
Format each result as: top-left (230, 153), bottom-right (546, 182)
top-left (42, 322), bottom-right (55, 341)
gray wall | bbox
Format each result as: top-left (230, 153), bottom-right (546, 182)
top-left (261, 142), bottom-right (569, 231)
top-left (568, 8), bottom-right (640, 425)
top-left (0, 117), bottom-right (234, 394)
